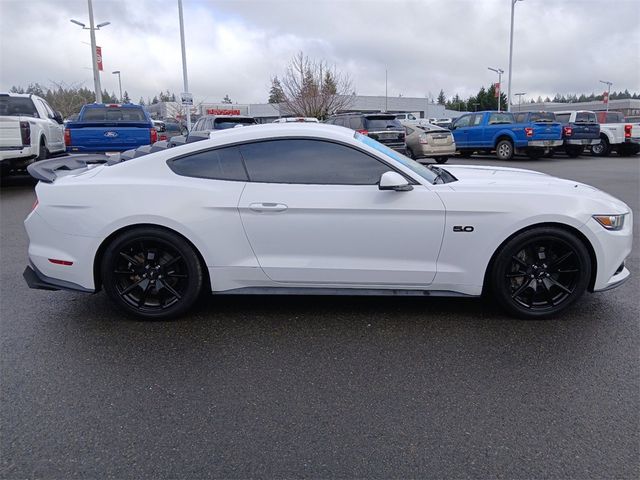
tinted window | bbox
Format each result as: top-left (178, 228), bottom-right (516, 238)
top-left (240, 139), bottom-right (390, 185)
top-left (604, 112), bottom-right (623, 123)
top-left (82, 107), bottom-right (146, 121)
top-left (169, 146), bottom-right (248, 181)
top-left (0, 96), bottom-right (38, 117)
top-left (214, 117), bottom-right (256, 129)
top-left (488, 113), bottom-right (513, 124)
top-left (349, 117), bottom-right (363, 130)
top-left (555, 113), bottom-right (570, 123)
top-left (575, 112), bottom-right (596, 123)
top-left (364, 117), bottom-right (403, 130)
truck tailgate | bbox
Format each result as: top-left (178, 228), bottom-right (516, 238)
top-left (68, 123), bottom-right (151, 152)
top-left (570, 123), bottom-right (599, 139)
top-left (0, 117), bottom-right (23, 149)
top-left (532, 122), bottom-right (562, 140)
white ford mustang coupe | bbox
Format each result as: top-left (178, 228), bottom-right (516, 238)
top-left (24, 124), bottom-right (632, 320)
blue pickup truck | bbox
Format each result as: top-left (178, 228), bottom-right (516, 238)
top-left (65, 103), bottom-right (157, 153)
top-left (450, 111), bottom-right (563, 160)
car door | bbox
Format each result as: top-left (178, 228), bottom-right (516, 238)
top-left (451, 114), bottom-right (471, 147)
top-left (466, 114), bottom-right (485, 146)
top-left (34, 99), bottom-right (57, 150)
top-left (41, 99), bottom-right (64, 151)
top-left (237, 138), bottom-right (445, 286)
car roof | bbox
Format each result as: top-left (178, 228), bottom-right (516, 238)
top-left (553, 110), bottom-right (596, 114)
top-left (0, 92), bottom-right (34, 98)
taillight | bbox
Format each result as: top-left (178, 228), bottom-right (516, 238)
top-left (563, 126), bottom-right (573, 137)
top-left (64, 128), bottom-right (71, 146)
top-left (525, 127), bottom-right (533, 137)
top-left (356, 129), bottom-right (369, 135)
top-left (150, 128), bottom-right (158, 143)
top-left (624, 124), bottom-right (632, 138)
top-left (20, 121), bottom-right (31, 146)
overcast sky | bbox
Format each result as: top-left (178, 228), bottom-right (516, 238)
top-left (1, 0), bottom-right (639, 105)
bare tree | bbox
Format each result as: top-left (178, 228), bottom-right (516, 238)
top-left (278, 52), bottom-right (354, 119)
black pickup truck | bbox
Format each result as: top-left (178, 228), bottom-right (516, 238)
top-left (514, 110), bottom-right (600, 157)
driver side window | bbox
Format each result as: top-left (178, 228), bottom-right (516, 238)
top-left (455, 115), bottom-right (471, 128)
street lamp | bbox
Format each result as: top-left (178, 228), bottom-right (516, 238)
top-left (112, 70), bottom-right (122, 102)
top-left (488, 67), bottom-right (504, 111)
top-left (507, 0), bottom-right (524, 112)
top-left (514, 92), bottom-right (527, 111)
top-left (599, 80), bottom-right (613, 114)
top-left (70, 0), bottom-right (110, 103)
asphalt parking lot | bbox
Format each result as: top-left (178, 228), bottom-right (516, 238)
top-left (1, 153), bottom-right (638, 479)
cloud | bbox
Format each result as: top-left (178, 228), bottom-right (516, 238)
top-left (1, 0), bottom-right (638, 105)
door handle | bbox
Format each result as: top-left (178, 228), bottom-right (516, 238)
top-left (249, 202), bottom-right (288, 213)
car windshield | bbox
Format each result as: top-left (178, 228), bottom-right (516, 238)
top-left (364, 117), bottom-right (403, 130)
top-left (214, 118), bottom-right (256, 129)
top-left (0, 96), bottom-right (38, 117)
top-left (354, 132), bottom-right (438, 184)
top-left (82, 107), bottom-right (146, 122)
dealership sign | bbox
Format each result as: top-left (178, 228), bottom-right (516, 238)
top-left (96, 46), bottom-right (103, 71)
top-left (206, 109), bottom-right (241, 115)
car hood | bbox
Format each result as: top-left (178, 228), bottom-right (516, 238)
top-left (441, 164), bottom-right (630, 213)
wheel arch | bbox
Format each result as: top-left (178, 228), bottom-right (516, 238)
top-left (92, 223), bottom-right (210, 292)
top-left (481, 221), bottom-right (598, 296)
top-left (493, 132), bottom-right (515, 148)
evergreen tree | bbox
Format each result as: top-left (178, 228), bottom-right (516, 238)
top-left (268, 76), bottom-right (285, 103)
top-left (122, 91), bottom-right (131, 103)
top-left (321, 71), bottom-right (337, 95)
top-left (151, 96), bottom-right (159, 104)
top-left (437, 89), bottom-right (446, 105)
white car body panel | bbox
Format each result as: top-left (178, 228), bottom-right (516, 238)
top-left (24, 124), bottom-right (632, 300)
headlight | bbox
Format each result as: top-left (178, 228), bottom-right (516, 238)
top-left (593, 214), bottom-right (626, 231)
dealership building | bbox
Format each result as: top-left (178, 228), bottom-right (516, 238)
top-left (511, 98), bottom-right (640, 116)
top-left (145, 95), bottom-right (464, 123)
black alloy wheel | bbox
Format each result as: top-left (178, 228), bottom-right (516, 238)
top-left (491, 227), bottom-right (591, 319)
top-left (101, 227), bottom-right (203, 319)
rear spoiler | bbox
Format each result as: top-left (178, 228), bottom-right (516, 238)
top-left (26, 154), bottom-right (112, 183)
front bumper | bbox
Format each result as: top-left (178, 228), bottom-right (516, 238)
top-left (23, 262), bottom-right (94, 293)
top-left (593, 263), bottom-right (630, 292)
top-left (527, 140), bottom-right (563, 147)
top-left (565, 138), bottom-right (600, 146)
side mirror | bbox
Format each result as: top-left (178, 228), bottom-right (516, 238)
top-left (449, 123), bottom-right (456, 130)
top-left (379, 171), bottom-right (413, 192)
top-left (53, 111), bottom-right (64, 124)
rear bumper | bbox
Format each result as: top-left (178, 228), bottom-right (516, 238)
top-left (0, 146), bottom-right (36, 164)
top-left (23, 263), bottom-right (94, 293)
top-left (417, 144), bottom-right (456, 156)
top-left (624, 137), bottom-right (640, 145)
top-left (565, 138), bottom-right (600, 146)
top-left (527, 140), bottom-right (563, 147)
top-left (67, 145), bottom-right (146, 153)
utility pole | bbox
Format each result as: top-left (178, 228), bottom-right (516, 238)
top-left (178, 0), bottom-right (191, 131)
top-left (70, 0), bottom-right (110, 103)
top-left (112, 70), bottom-right (122, 102)
top-left (599, 80), bottom-right (613, 114)
top-left (385, 68), bottom-right (388, 112)
top-left (507, 0), bottom-right (523, 112)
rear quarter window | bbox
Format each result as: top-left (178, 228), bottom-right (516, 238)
top-left (168, 146), bottom-right (248, 181)
top-left (82, 107), bottom-right (146, 122)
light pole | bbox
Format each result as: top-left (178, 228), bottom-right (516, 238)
top-left (514, 92), bottom-right (526, 111)
top-left (488, 67), bottom-right (504, 111)
top-left (112, 71), bottom-right (122, 102)
top-left (71, 0), bottom-right (110, 103)
top-left (507, 0), bottom-right (524, 112)
top-left (599, 80), bottom-right (613, 114)
top-left (178, 0), bottom-right (191, 131)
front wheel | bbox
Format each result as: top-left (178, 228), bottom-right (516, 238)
top-left (490, 227), bottom-right (591, 319)
top-left (435, 156), bottom-right (449, 164)
top-left (495, 140), bottom-right (514, 160)
top-left (101, 227), bottom-right (204, 319)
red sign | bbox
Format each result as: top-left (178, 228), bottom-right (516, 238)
top-left (206, 108), bottom-right (241, 115)
top-left (494, 82), bottom-right (500, 98)
top-left (603, 91), bottom-right (609, 104)
top-left (96, 46), bottom-right (103, 71)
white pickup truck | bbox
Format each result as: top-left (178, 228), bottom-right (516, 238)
top-left (0, 93), bottom-right (66, 174)
top-left (592, 111), bottom-right (640, 157)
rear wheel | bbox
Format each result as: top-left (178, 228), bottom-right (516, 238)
top-left (101, 227), bottom-right (204, 319)
top-left (490, 227), bottom-right (591, 319)
top-left (495, 140), bottom-right (514, 160)
top-left (591, 136), bottom-right (610, 157)
top-left (435, 156), bottom-right (449, 164)
top-left (35, 138), bottom-right (49, 161)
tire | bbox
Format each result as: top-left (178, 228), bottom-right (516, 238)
top-left (526, 148), bottom-right (544, 160)
top-left (565, 146), bottom-right (582, 158)
top-left (591, 136), bottom-right (610, 157)
top-left (490, 227), bottom-right (591, 319)
top-left (101, 227), bottom-right (204, 319)
top-left (495, 140), bottom-right (514, 160)
top-left (435, 156), bottom-right (449, 164)
top-left (35, 137), bottom-right (48, 161)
